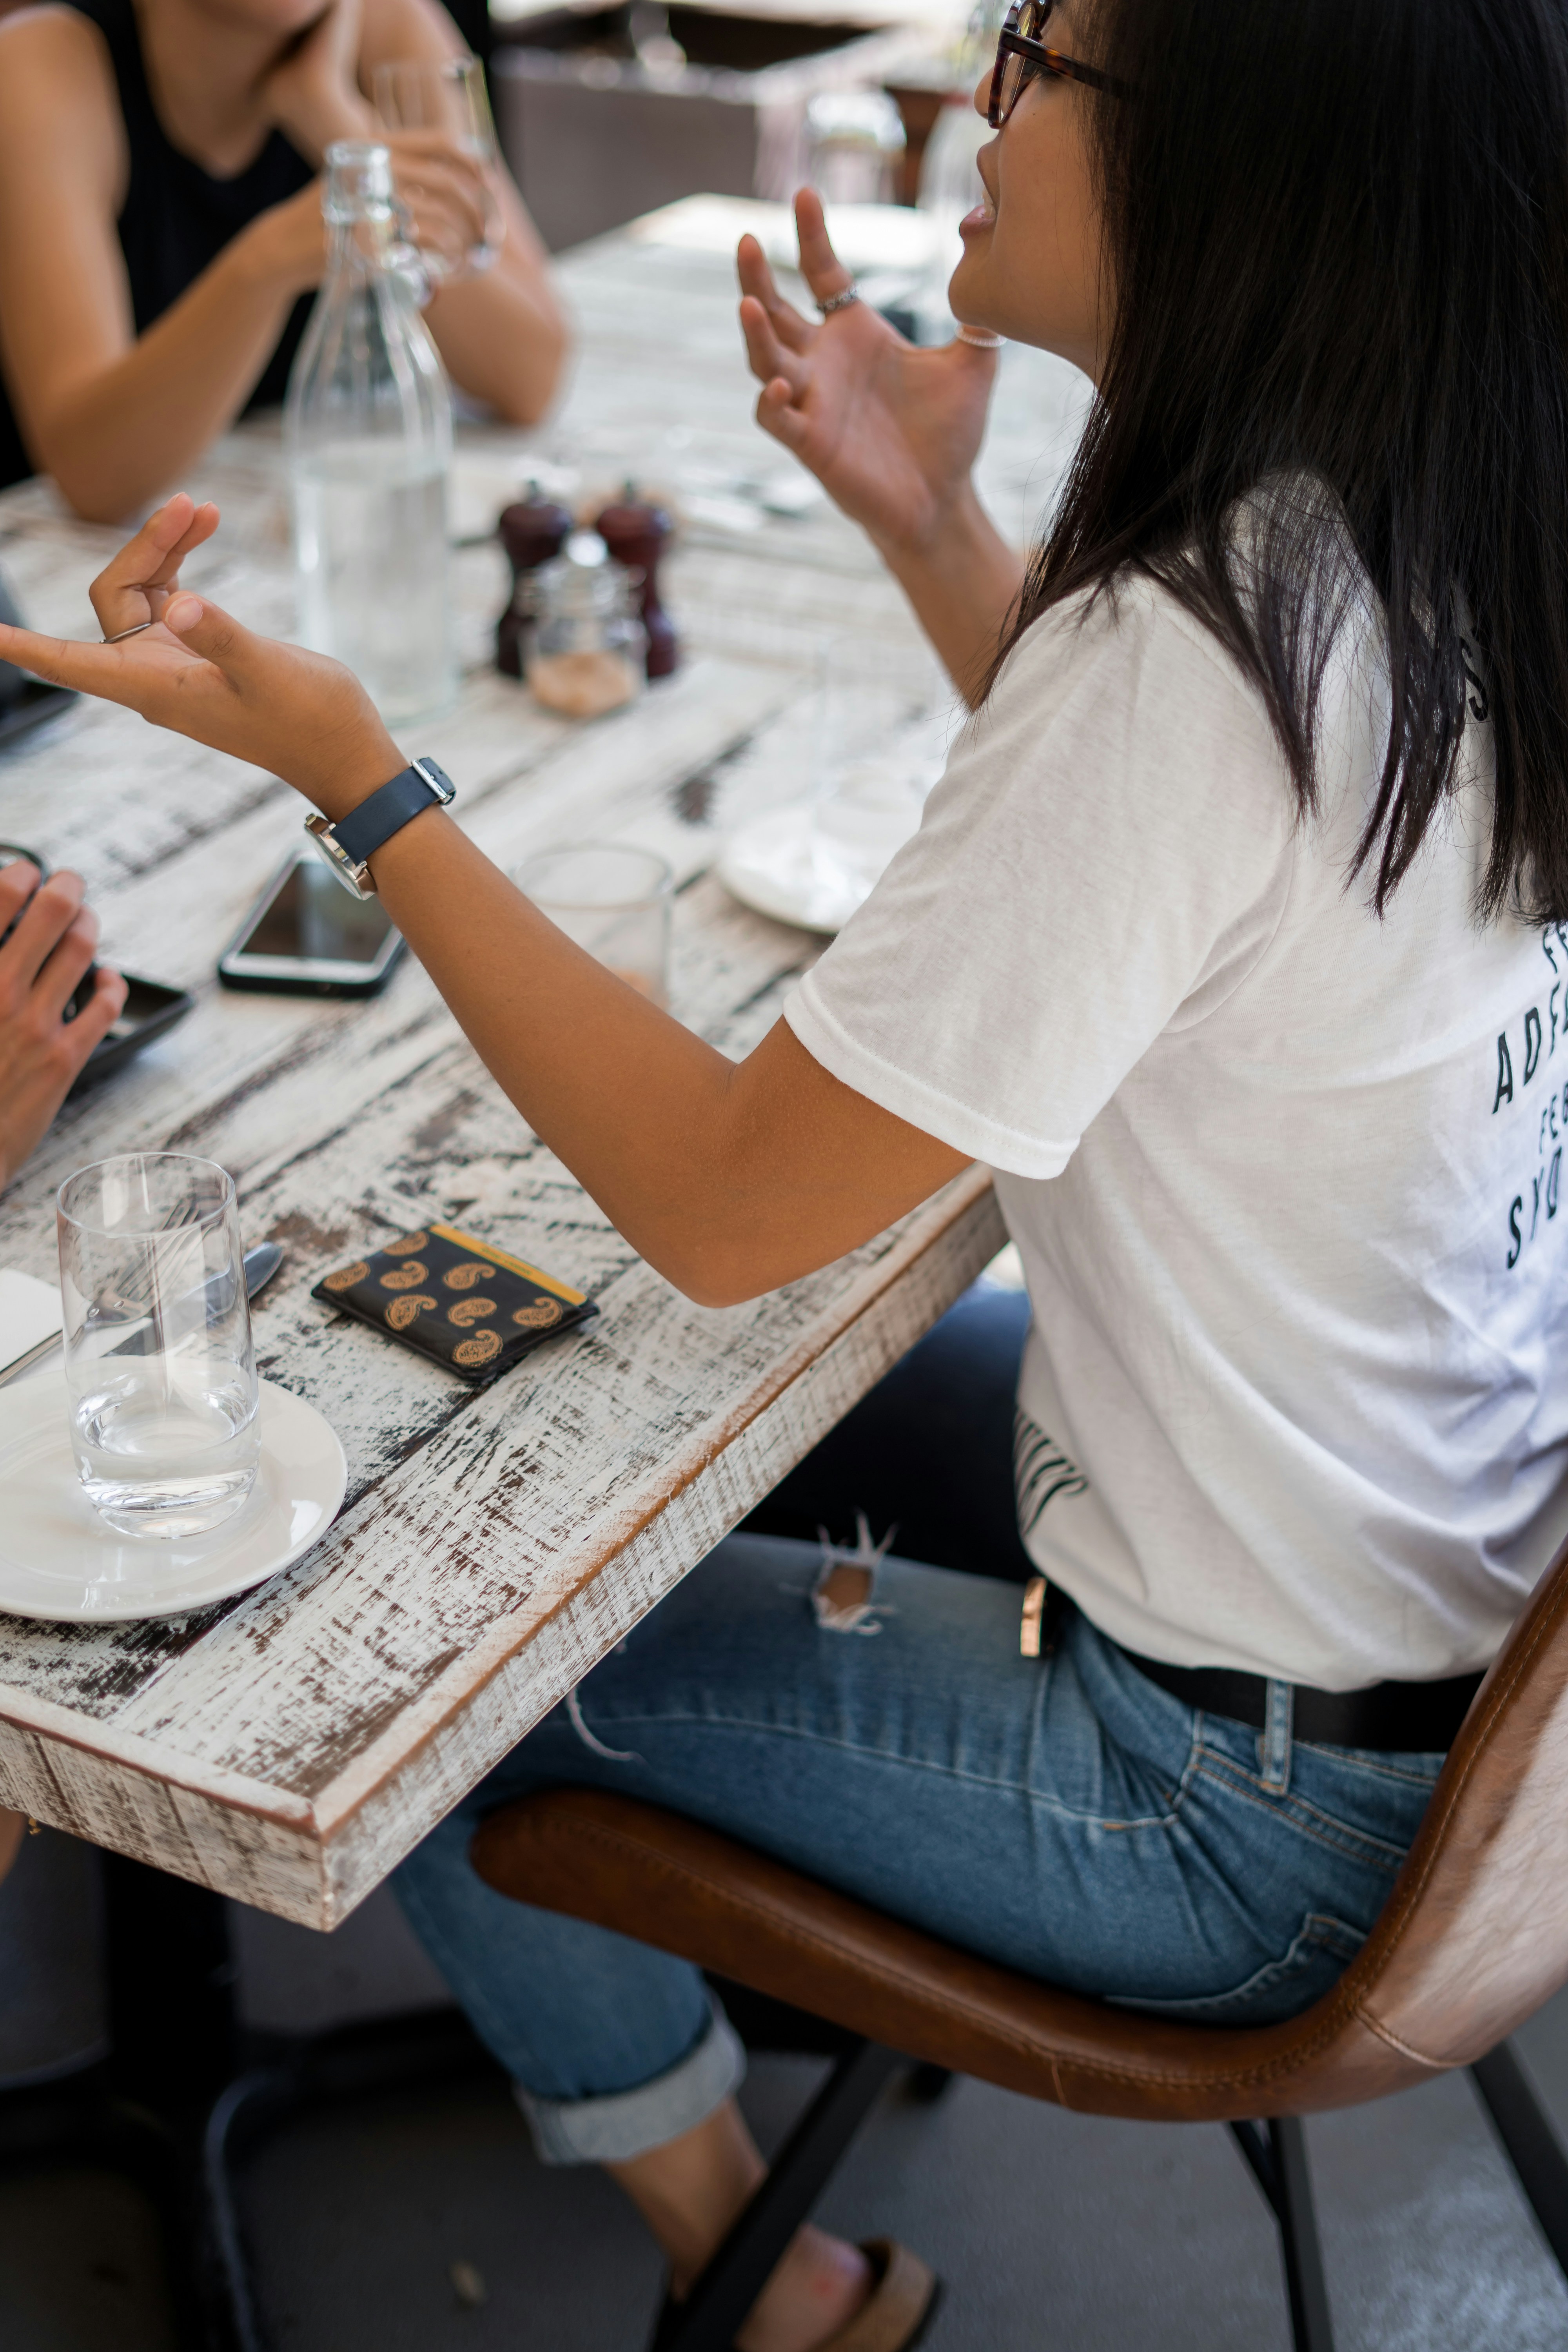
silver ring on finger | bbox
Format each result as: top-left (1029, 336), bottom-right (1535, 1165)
top-left (817, 284), bottom-right (861, 316)
top-left (102, 620), bottom-right (154, 644)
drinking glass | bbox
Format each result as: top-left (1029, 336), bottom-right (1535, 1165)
top-left (804, 90), bottom-right (907, 207)
top-left (57, 1155), bottom-right (260, 1539)
top-left (371, 57), bottom-right (503, 277)
top-left (514, 845), bottom-right (672, 1008)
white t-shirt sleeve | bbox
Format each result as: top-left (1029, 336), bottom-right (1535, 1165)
top-left (784, 583), bottom-right (1300, 1178)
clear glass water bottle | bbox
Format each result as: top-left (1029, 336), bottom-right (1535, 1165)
top-left (286, 141), bottom-right (454, 725)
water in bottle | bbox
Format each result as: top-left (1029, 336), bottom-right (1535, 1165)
top-left (286, 142), bottom-right (454, 725)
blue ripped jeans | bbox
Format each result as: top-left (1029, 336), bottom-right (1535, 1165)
top-left (393, 1287), bottom-right (1445, 2165)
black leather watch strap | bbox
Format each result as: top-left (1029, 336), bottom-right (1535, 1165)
top-left (333, 759), bottom-right (454, 867)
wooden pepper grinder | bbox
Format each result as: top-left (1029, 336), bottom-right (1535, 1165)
top-left (496, 485), bottom-right (573, 678)
top-left (594, 483), bottom-right (679, 679)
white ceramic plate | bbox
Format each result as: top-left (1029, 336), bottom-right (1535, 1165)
top-left (0, 1374), bottom-right (347, 1623)
top-left (718, 781), bottom-right (931, 936)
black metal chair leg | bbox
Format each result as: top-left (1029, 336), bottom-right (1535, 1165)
top-left (1471, 2038), bottom-right (1568, 2278)
top-left (1229, 2118), bottom-right (1336, 2352)
top-left (200, 2066), bottom-right (304, 2352)
top-left (649, 2039), bottom-right (902, 2352)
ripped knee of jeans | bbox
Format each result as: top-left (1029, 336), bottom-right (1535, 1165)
top-left (811, 1512), bottom-right (896, 1634)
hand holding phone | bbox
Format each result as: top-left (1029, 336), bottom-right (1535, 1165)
top-left (0, 849), bottom-right (125, 1189)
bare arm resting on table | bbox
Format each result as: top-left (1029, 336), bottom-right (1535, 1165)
top-left (0, 0), bottom-right (563, 523)
top-left (0, 500), bottom-right (967, 1308)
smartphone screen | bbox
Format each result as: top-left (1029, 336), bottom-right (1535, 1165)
top-left (238, 857), bottom-right (392, 962)
top-left (220, 852), bottom-right (404, 994)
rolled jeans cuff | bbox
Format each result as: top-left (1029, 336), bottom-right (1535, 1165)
top-left (513, 1995), bottom-right (746, 2166)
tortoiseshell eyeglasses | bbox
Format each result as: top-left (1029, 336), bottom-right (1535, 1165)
top-left (988, 0), bottom-right (1123, 127)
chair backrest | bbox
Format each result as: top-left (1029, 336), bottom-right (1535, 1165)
top-left (1315, 1528), bottom-right (1568, 2077)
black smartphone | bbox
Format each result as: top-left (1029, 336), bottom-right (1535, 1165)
top-left (218, 848), bottom-right (407, 996)
top-left (67, 975), bottom-right (195, 1095)
top-left (0, 570), bottom-right (76, 751)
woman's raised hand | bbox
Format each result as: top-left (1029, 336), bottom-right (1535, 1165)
top-left (0, 497), bottom-right (399, 818)
top-left (738, 191), bottom-right (998, 558)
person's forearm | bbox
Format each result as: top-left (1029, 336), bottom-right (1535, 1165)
top-left (311, 753), bottom-right (942, 1302)
top-left (425, 260), bottom-right (566, 425)
top-left (872, 486), bottom-right (1026, 707)
top-left (33, 226), bottom-right (307, 523)
top-left (364, 815), bottom-right (790, 1301)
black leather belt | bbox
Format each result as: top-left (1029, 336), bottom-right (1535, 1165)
top-left (1118, 1646), bottom-right (1485, 1753)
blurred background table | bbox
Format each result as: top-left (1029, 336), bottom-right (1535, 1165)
top-left (0, 203), bottom-right (1084, 1931)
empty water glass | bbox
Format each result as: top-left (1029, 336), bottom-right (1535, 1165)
top-left (372, 56), bottom-right (503, 277)
top-left (805, 90), bottom-right (907, 207)
top-left (57, 1154), bottom-right (260, 1540)
top-left (515, 844), bottom-right (672, 1008)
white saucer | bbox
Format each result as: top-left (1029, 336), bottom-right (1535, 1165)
top-left (718, 789), bottom-right (930, 936)
top-left (718, 740), bottom-right (944, 935)
top-left (0, 1374), bottom-right (347, 1623)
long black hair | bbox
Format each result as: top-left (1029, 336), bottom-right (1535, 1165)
top-left (999, 0), bottom-right (1568, 920)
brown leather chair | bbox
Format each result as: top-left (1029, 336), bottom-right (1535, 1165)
top-left (472, 1534), bottom-right (1568, 2352)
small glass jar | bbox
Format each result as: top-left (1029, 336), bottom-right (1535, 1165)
top-left (524, 532), bottom-right (648, 720)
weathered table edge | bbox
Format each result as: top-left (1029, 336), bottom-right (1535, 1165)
top-left (0, 1175), bottom-right (1005, 1926)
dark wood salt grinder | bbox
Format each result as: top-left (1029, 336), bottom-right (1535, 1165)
top-left (594, 485), bottom-right (679, 678)
top-left (496, 488), bottom-right (573, 678)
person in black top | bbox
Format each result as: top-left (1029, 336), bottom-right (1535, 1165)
top-left (0, 0), bottom-right (565, 519)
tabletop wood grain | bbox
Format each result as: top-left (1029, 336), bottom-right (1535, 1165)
top-left (0, 209), bottom-right (1079, 1926)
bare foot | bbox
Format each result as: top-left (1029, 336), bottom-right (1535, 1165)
top-left (735, 2225), bottom-right (873, 2352)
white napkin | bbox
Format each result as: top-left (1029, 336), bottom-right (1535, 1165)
top-left (0, 1269), bottom-right (63, 1385)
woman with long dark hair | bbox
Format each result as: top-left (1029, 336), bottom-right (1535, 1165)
top-left (7, 0), bottom-right (1568, 2340)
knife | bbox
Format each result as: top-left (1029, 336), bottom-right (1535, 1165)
top-left (0, 1240), bottom-right (286, 1385)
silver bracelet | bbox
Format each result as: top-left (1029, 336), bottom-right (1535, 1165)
top-left (955, 326), bottom-right (1006, 350)
top-left (818, 284), bottom-right (861, 316)
top-left (101, 619), bottom-right (155, 644)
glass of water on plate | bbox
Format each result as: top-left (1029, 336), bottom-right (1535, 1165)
top-left (57, 1154), bottom-right (260, 1539)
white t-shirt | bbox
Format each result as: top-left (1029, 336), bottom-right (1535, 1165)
top-left (785, 577), bottom-right (1568, 1689)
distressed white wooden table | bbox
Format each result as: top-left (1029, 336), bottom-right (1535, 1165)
top-left (0, 205), bottom-right (1082, 1930)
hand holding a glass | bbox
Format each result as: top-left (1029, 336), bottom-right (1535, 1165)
top-left (373, 59), bottom-right (504, 283)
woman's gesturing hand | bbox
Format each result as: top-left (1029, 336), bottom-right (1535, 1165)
top-left (0, 497), bottom-right (400, 820)
top-left (738, 191), bottom-right (998, 560)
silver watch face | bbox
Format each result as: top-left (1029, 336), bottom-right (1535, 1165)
top-left (305, 813), bottom-right (374, 899)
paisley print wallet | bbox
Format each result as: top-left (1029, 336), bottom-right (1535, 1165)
top-left (312, 1223), bottom-right (597, 1383)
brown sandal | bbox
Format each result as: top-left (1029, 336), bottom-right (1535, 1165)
top-left (815, 2239), bottom-right (941, 2352)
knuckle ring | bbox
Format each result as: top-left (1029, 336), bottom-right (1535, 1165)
top-left (102, 620), bottom-right (154, 644)
top-left (817, 284), bottom-right (861, 316)
top-left (956, 327), bottom-right (1006, 350)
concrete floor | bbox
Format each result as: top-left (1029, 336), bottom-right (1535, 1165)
top-left (4, 1839), bottom-right (1568, 2351)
